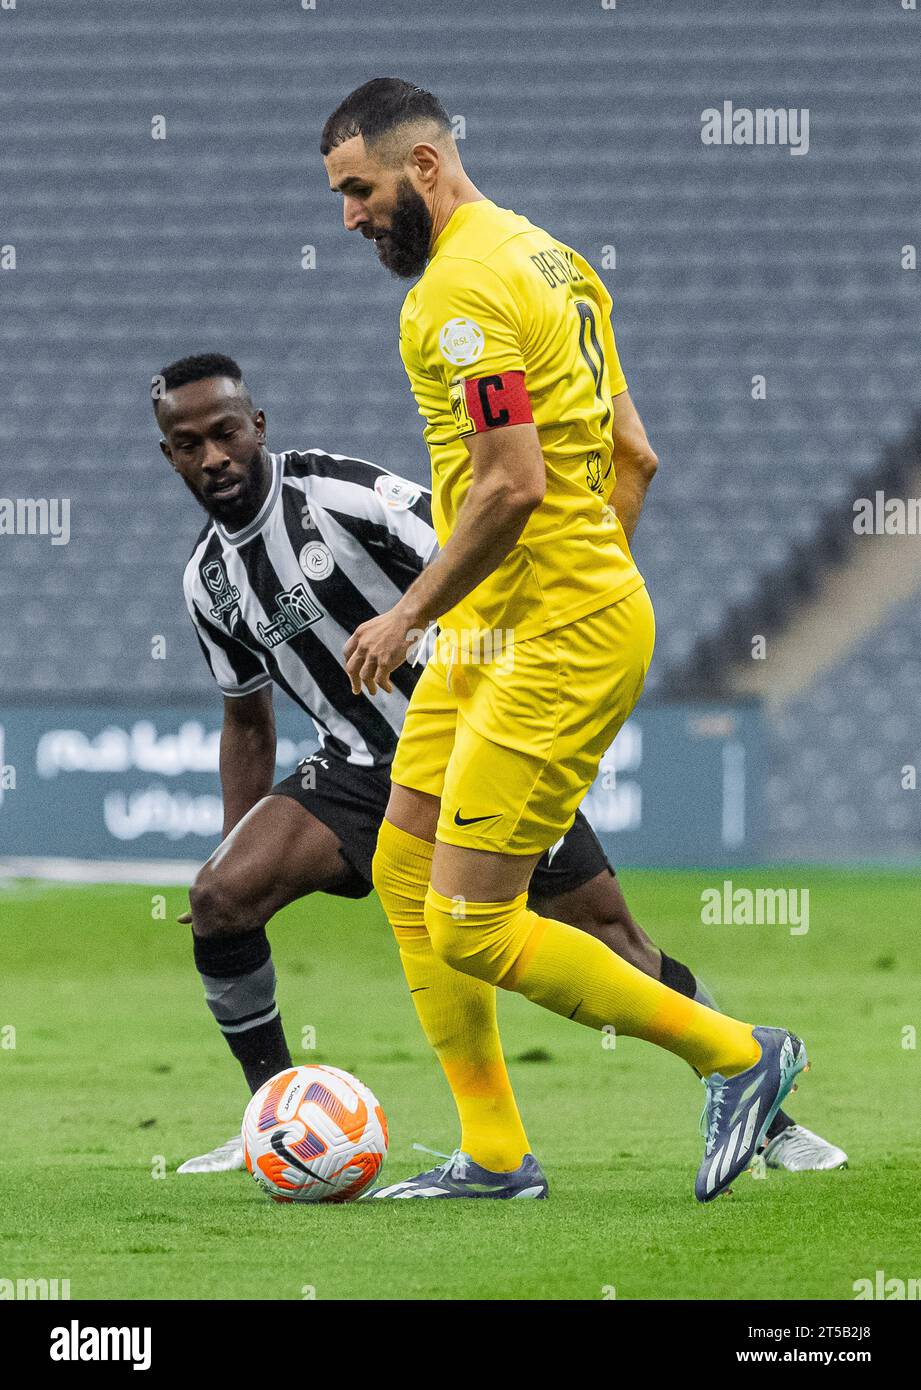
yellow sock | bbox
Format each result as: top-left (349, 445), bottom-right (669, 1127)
top-left (424, 888), bottom-right (760, 1078)
top-left (371, 821), bottom-right (530, 1171)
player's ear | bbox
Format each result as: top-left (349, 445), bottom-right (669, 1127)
top-left (409, 141), bottom-right (441, 186)
top-left (253, 410), bottom-right (267, 442)
top-left (158, 438), bottom-right (177, 470)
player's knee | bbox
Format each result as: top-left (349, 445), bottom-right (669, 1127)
top-left (423, 892), bottom-right (477, 976)
top-left (423, 888), bottom-right (524, 985)
top-left (189, 867), bottom-right (252, 937)
top-left (372, 823), bottom-right (434, 931)
top-left (370, 841), bottom-right (412, 932)
top-left (370, 841), bottom-right (394, 903)
top-left (426, 915), bottom-right (491, 981)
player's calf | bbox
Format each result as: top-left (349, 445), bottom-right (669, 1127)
top-left (192, 925), bottom-right (291, 1094)
top-left (183, 854), bottom-right (292, 1093)
top-left (185, 797), bottom-right (354, 1095)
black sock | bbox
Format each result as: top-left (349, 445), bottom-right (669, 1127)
top-left (658, 952), bottom-right (697, 999)
top-left (765, 1109), bottom-right (795, 1141)
top-left (193, 927), bottom-right (292, 1094)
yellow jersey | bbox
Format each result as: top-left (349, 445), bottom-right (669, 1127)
top-left (398, 197), bottom-right (645, 645)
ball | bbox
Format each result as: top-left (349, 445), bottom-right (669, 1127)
top-left (241, 1065), bottom-right (388, 1203)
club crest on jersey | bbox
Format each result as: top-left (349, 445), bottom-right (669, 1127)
top-left (299, 541), bottom-right (334, 580)
top-left (447, 370), bottom-right (533, 437)
top-left (438, 317), bottom-right (485, 367)
top-left (374, 473), bottom-right (421, 512)
top-left (448, 376), bottom-right (475, 436)
top-left (202, 558), bottom-right (241, 622)
top-left (257, 583), bottom-right (323, 649)
top-left (586, 450), bottom-right (612, 496)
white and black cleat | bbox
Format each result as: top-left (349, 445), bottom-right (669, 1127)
top-left (762, 1123), bottom-right (848, 1172)
top-left (176, 1135), bottom-right (245, 1174)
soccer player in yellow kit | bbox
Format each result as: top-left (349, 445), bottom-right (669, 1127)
top-left (322, 79), bottom-right (808, 1202)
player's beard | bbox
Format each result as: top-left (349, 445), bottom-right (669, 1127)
top-left (186, 445), bottom-right (270, 529)
top-left (375, 178), bottom-right (433, 279)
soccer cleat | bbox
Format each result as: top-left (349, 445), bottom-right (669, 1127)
top-left (176, 1135), bottom-right (245, 1174)
top-left (695, 1026), bottom-right (808, 1203)
top-left (762, 1123), bottom-right (848, 1172)
top-left (370, 1146), bottom-right (548, 1199)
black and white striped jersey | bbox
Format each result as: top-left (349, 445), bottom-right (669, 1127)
top-left (183, 448), bottom-right (438, 767)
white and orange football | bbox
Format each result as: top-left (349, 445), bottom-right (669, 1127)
top-left (241, 1065), bottom-right (388, 1204)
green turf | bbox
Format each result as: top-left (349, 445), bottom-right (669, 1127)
top-left (1, 869), bottom-right (918, 1300)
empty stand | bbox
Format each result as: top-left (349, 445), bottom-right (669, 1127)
top-left (1, 0), bottom-right (918, 858)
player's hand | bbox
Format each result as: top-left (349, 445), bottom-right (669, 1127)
top-left (344, 603), bottom-right (420, 696)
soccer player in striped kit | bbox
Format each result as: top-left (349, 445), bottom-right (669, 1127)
top-left (154, 353), bottom-right (843, 1181)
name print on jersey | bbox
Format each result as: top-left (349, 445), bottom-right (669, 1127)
top-left (529, 245), bottom-right (581, 289)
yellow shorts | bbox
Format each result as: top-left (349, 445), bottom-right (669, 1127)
top-left (390, 583), bottom-right (655, 855)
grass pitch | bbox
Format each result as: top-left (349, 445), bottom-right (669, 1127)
top-left (1, 869), bottom-right (918, 1301)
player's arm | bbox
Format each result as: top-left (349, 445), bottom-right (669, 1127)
top-left (182, 574), bottom-right (275, 835)
top-left (404, 423), bottom-right (543, 620)
top-left (608, 389), bottom-right (658, 542)
top-left (218, 686), bottom-right (276, 838)
top-left (177, 688), bottom-right (274, 924)
top-left (344, 423), bottom-right (544, 695)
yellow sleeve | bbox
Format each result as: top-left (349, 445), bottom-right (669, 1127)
top-left (415, 257), bottom-right (526, 389)
top-left (601, 310), bottom-right (628, 397)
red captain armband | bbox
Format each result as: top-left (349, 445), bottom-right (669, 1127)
top-left (448, 370), bottom-right (533, 437)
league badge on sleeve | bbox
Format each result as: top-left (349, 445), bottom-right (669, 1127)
top-left (439, 317), bottom-right (486, 367)
top-left (374, 473), bottom-right (421, 512)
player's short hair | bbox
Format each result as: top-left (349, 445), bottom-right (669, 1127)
top-left (320, 77), bottom-right (452, 161)
top-left (151, 353), bottom-right (252, 416)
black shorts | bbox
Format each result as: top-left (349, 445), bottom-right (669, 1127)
top-left (269, 750), bottom-right (615, 901)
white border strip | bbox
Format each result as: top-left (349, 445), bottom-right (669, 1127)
top-left (0, 856), bottom-right (199, 886)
